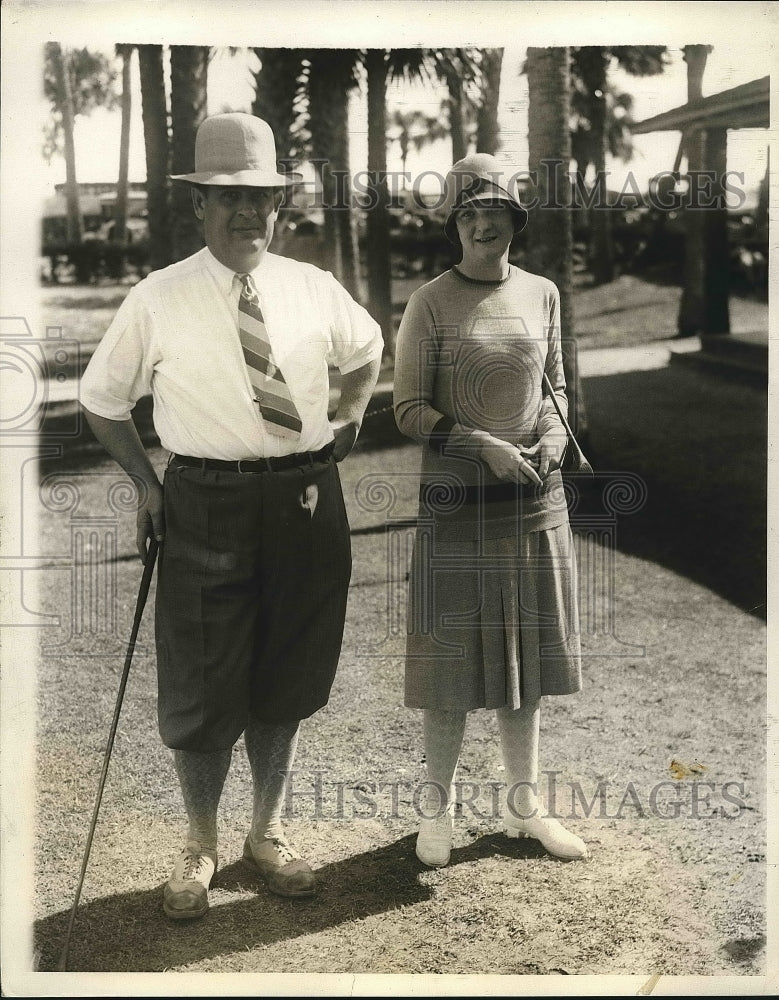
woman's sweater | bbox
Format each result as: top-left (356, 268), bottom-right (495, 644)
top-left (393, 265), bottom-right (571, 539)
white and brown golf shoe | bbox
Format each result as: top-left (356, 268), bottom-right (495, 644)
top-left (163, 840), bottom-right (218, 920)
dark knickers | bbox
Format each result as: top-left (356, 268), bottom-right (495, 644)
top-left (154, 455), bottom-right (352, 751)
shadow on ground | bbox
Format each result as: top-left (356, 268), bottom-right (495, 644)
top-left (35, 832), bottom-right (538, 973)
top-left (579, 365), bottom-right (767, 618)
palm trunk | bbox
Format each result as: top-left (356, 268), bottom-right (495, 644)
top-left (587, 48), bottom-right (614, 284)
top-left (476, 48), bottom-right (503, 155)
top-left (113, 44), bottom-right (133, 245)
top-left (252, 47), bottom-right (302, 168)
top-left (446, 69), bottom-right (468, 161)
top-left (307, 51), bottom-right (362, 300)
top-left (756, 146), bottom-right (769, 235)
top-left (138, 44), bottom-right (171, 271)
top-left (170, 45), bottom-right (209, 262)
top-left (365, 49), bottom-right (393, 354)
top-left (51, 43), bottom-right (83, 244)
top-left (526, 46), bottom-right (587, 439)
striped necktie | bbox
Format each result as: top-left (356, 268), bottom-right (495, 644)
top-left (237, 272), bottom-right (302, 442)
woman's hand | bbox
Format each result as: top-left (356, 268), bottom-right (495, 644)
top-left (477, 434), bottom-right (543, 487)
top-left (522, 431), bottom-right (567, 479)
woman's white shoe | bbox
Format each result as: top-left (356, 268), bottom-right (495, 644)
top-left (416, 813), bottom-right (454, 867)
top-left (504, 813), bottom-right (588, 860)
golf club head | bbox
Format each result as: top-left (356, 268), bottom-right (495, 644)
top-left (570, 449), bottom-right (594, 476)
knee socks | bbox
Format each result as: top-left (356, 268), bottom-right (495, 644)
top-left (420, 708), bottom-right (467, 816)
top-left (172, 720), bottom-right (300, 851)
top-left (173, 747), bottom-right (232, 852)
top-left (244, 718), bottom-right (300, 842)
top-left (496, 700), bottom-right (541, 818)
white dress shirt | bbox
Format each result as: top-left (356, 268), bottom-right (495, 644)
top-left (80, 248), bottom-right (383, 459)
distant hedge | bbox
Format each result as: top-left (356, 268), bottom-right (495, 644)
top-left (42, 239), bottom-right (151, 284)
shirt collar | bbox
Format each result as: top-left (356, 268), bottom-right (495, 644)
top-left (203, 247), bottom-right (270, 296)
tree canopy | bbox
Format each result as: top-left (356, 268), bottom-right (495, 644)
top-left (43, 44), bottom-right (119, 163)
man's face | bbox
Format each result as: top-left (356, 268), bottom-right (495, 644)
top-left (192, 185), bottom-right (284, 272)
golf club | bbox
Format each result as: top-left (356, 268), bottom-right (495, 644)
top-left (542, 371), bottom-right (594, 476)
top-left (57, 537), bottom-right (159, 972)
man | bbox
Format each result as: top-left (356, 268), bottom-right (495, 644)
top-left (80, 112), bottom-right (382, 919)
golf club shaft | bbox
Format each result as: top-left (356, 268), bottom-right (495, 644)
top-left (57, 538), bottom-right (159, 972)
top-left (541, 372), bottom-right (593, 475)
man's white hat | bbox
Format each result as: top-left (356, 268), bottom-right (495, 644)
top-left (170, 113), bottom-right (302, 187)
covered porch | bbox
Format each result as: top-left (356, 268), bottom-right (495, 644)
top-left (632, 75), bottom-right (769, 382)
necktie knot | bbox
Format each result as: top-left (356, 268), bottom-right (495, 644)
top-left (238, 272), bottom-right (259, 305)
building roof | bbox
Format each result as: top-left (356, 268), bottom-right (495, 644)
top-left (43, 193), bottom-right (103, 218)
top-left (632, 76), bottom-right (769, 134)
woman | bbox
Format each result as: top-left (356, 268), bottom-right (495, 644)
top-left (393, 154), bottom-right (586, 867)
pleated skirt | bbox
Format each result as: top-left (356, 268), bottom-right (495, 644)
top-left (404, 521), bottom-right (582, 711)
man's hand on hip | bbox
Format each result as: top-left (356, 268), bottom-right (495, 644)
top-left (81, 409), bottom-right (165, 563)
top-left (329, 358), bottom-right (381, 462)
top-left (329, 417), bottom-right (360, 462)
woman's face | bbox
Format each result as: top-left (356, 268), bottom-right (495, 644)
top-left (455, 202), bottom-right (514, 264)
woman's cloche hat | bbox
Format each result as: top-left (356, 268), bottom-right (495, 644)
top-left (442, 153), bottom-right (529, 244)
top-left (170, 112), bottom-right (302, 187)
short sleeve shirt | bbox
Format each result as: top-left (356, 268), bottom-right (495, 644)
top-left (80, 248), bottom-right (384, 459)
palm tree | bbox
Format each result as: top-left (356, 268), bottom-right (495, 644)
top-left (137, 44), bottom-right (171, 270)
top-left (429, 48), bottom-right (482, 161)
top-left (251, 47), bottom-right (306, 168)
top-left (170, 45), bottom-right (209, 262)
top-left (363, 48), bottom-right (432, 353)
top-left (306, 49), bottom-right (363, 299)
top-left (249, 46), bottom-right (307, 261)
top-left (250, 47), bottom-right (364, 297)
top-left (246, 45), bottom-right (492, 357)
top-left (571, 45), bottom-right (668, 284)
top-left (526, 45), bottom-right (587, 439)
top-left (756, 148), bottom-right (769, 238)
top-left (387, 108), bottom-right (448, 181)
top-left (476, 48), bottom-right (504, 155)
top-left (365, 49), bottom-right (395, 351)
top-left (443, 67), bottom-right (467, 161)
top-left (43, 44), bottom-right (118, 245)
top-left (48, 43), bottom-right (82, 244)
top-left (570, 47), bottom-right (613, 284)
top-left (571, 83), bottom-right (637, 188)
top-left (363, 47), bottom-right (487, 354)
top-left (113, 44), bottom-right (134, 246)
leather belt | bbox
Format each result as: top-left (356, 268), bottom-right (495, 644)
top-left (170, 442), bottom-right (334, 474)
top-left (420, 479), bottom-right (541, 508)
